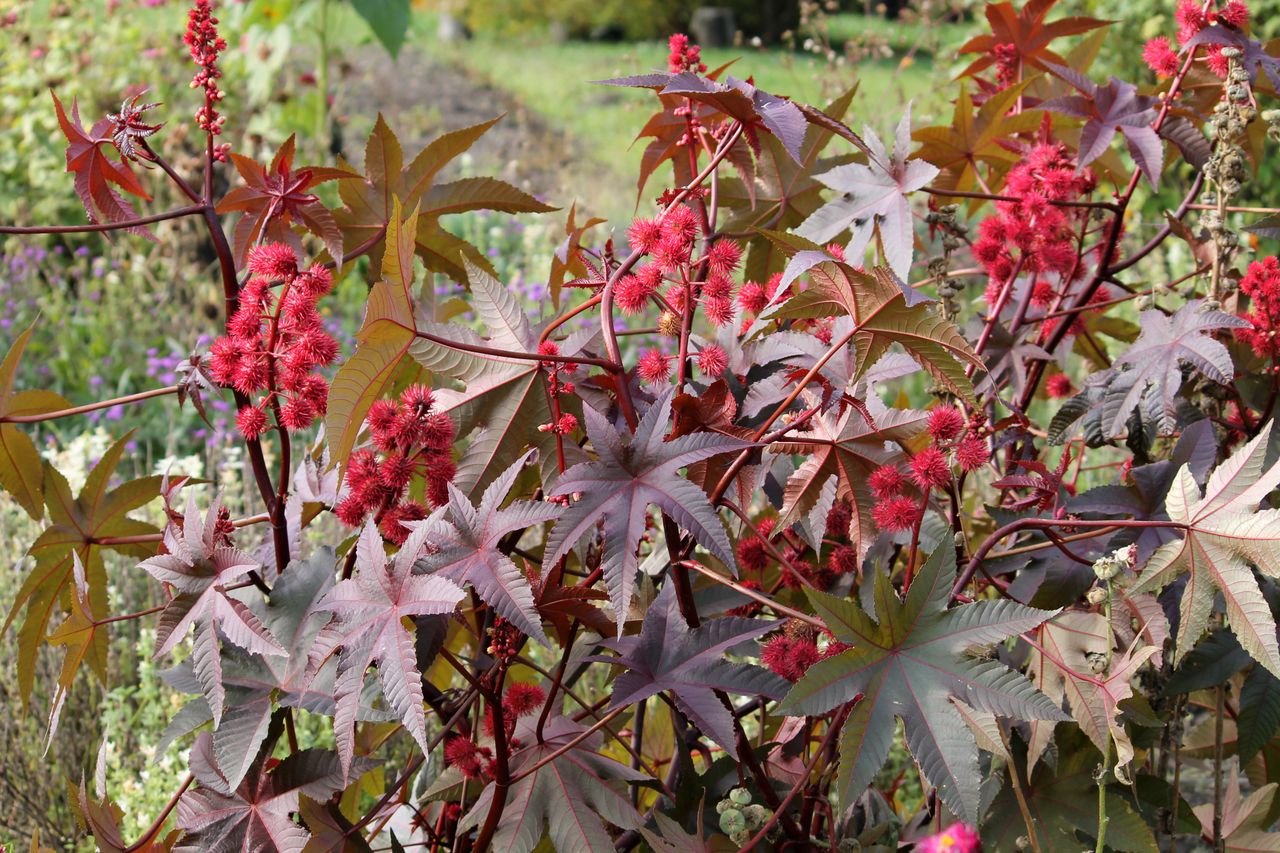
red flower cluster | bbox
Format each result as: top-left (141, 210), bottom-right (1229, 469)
top-left (868, 406), bottom-right (989, 533)
top-left (993, 42), bottom-right (1021, 88)
top-left (736, 518), bottom-right (775, 572)
top-left (761, 633), bottom-right (820, 682)
top-left (761, 626), bottom-right (850, 682)
top-left (483, 682), bottom-right (547, 746)
top-left (619, 208), bottom-right (743, 334)
top-left (1046, 373), bottom-right (1075, 398)
top-left (1238, 256), bottom-right (1280, 360)
top-left (536, 341), bottom-right (579, 436)
top-left (444, 736), bottom-right (493, 780)
top-left (1145, 1), bottom-right (1249, 80)
top-left (667, 33), bottom-right (706, 74)
top-left (696, 344), bottom-right (729, 378)
top-left (1142, 37), bottom-right (1180, 78)
top-left (184, 0), bottom-right (226, 141)
top-left (209, 243), bottom-right (335, 440)
top-left (333, 384), bottom-right (457, 544)
top-left (974, 145), bottom-right (1096, 301)
top-left (638, 348), bottom-right (673, 385)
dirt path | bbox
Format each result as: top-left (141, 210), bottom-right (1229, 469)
top-left (334, 45), bottom-right (617, 209)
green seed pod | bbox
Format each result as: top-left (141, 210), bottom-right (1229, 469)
top-left (729, 786), bottom-right (753, 805)
top-left (719, 808), bottom-right (746, 834)
top-left (744, 804), bottom-right (770, 828)
top-left (715, 798), bottom-right (734, 814)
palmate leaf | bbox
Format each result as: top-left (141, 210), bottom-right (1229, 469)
top-left (548, 202), bottom-right (605, 308)
top-left (4, 432), bottom-right (162, 701)
top-left (45, 553), bottom-right (99, 747)
top-left (0, 320), bottom-right (71, 520)
top-left (599, 71), bottom-right (807, 163)
top-left (1042, 67), bottom-right (1163, 187)
top-left (412, 451), bottom-right (562, 645)
top-left (983, 729), bottom-right (1158, 852)
top-left (795, 105), bottom-right (939, 279)
top-left (176, 717), bottom-right (351, 853)
top-left (1191, 762), bottom-right (1280, 851)
top-left (1131, 422), bottom-right (1280, 675)
top-left (1069, 419), bottom-right (1217, 565)
top-left (156, 549), bottom-right (357, 790)
top-left (332, 114), bottom-right (554, 284)
top-left (761, 253), bottom-right (981, 403)
top-left (543, 389), bottom-right (753, 636)
top-left (912, 82), bottom-right (1044, 195)
top-left (717, 87), bottom-right (861, 283)
top-left (51, 91), bottom-right (154, 235)
top-left (770, 405), bottom-right (931, 562)
top-left (80, 778), bottom-right (178, 853)
top-left (142, 496), bottom-right (283, 728)
top-left (325, 198), bottom-right (423, 468)
top-left (215, 135), bottom-right (355, 265)
top-left (594, 582), bottom-right (788, 757)
top-left (1025, 611), bottom-right (1157, 780)
top-left (1101, 300), bottom-right (1250, 438)
top-left (956, 0), bottom-right (1109, 80)
top-left (1185, 26), bottom-right (1280, 91)
top-left (458, 714), bottom-right (646, 853)
top-left (780, 547), bottom-right (1065, 823)
top-left (310, 521), bottom-right (466, 777)
top-left (410, 260), bottom-right (596, 496)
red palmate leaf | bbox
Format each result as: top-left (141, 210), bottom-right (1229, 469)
top-left (216, 135), bottom-right (355, 265)
top-left (51, 91), bottom-right (153, 235)
top-left (957, 0), bottom-right (1109, 80)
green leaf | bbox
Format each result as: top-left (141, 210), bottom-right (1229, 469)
top-left (1240, 665), bottom-right (1280, 761)
top-left (4, 433), bottom-right (161, 702)
top-left (0, 321), bottom-right (71, 520)
top-left (780, 546), bottom-right (1064, 823)
top-left (983, 729), bottom-right (1158, 852)
top-left (349, 0), bottom-right (411, 58)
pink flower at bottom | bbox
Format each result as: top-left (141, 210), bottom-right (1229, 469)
top-left (917, 823), bottom-right (981, 853)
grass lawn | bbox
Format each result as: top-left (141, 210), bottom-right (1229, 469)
top-left (424, 14), bottom-right (976, 220)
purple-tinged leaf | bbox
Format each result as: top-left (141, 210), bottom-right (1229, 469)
top-left (1042, 66), bottom-right (1163, 187)
top-left (141, 495), bottom-right (281, 728)
top-left (413, 450), bottom-right (561, 645)
top-left (310, 521), bottom-right (465, 777)
top-left (593, 583), bottom-right (787, 757)
top-left (458, 714), bottom-right (646, 853)
top-left (795, 104), bottom-right (939, 278)
top-left (1184, 26), bottom-right (1280, 90)
top-left (544, 389), bottom-right (754, 635)
top-left (1101, 300), bottom-right (1249, 437)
